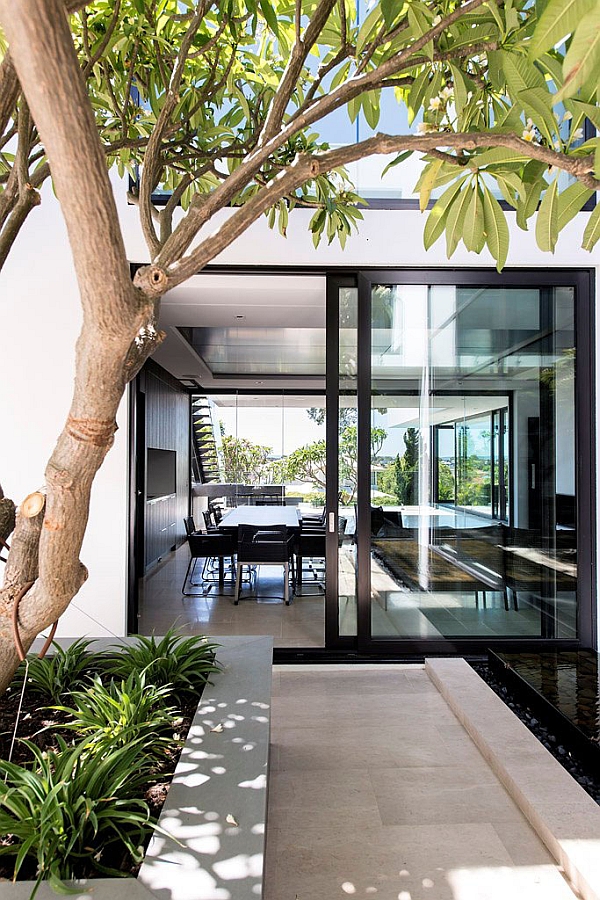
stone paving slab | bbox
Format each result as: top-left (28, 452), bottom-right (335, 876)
top-left (266, 664), bottom-right (578, 900)
top-left (426, 656), bottom-right (600, 900)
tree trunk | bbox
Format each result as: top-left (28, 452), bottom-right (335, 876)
top-left (0, 0), bottom-right (165, 693)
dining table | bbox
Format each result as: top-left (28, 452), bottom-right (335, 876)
top-left (218, 505), bottom-right (302, 530)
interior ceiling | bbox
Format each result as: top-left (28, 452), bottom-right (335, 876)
top-left (210, 394), bottom-right (325, 408)
top-left (152, 273), bottom-right (327, 390)
top-left (206, 394), bottom-right (507, 421)
top-left (151, 272), bottom-right (547, 403)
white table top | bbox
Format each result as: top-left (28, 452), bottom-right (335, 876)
top-left (219, 506), bottom-right (302, 529)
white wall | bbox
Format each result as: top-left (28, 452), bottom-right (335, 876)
top-left (1, 170), bottom-right (598, 643)
top-left (0, 180), bottom-right (128, 638)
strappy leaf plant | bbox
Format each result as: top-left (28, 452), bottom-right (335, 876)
top-left (12, 638), bottom-right (103, 704)
top-left (103, 630), bottom-right (222, 705)
top-left (0, 737), bottom-right (159, 895)
top-left (50, 672), bottom-right (179, 759)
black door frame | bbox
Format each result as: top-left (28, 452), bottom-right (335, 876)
top-left (325, 267), bottom-right (596, 656)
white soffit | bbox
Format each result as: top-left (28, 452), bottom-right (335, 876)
top-left (158, 273), bottom-right (326, 328)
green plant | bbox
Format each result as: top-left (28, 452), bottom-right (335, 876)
top-left (0, 737), bottom-right (159, 894)
top-left (102, 630), bottom-right (221, 704)
top-left (51, 672), bottom-right (179, 759)
top-left (374, 493), bottom-right (397, 506)
top-left (13, 638), bottom-right (102, 704)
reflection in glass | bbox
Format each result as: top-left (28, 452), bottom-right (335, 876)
top-left (339, 287), bottom-right (358, 636)
top-left (369, 284), bottom-right (577, 641)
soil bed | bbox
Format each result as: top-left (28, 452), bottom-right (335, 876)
top-left (471, 661), bottom-right (600, 805)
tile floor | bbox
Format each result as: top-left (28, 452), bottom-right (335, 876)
top-left (138, 544), bottom-right (326, 646)
top-left (264, 665), bottom-right (579, 900)
top-left (138, 542), bottom-right (571, 644)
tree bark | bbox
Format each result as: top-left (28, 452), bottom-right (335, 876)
top-left (0, 0), bottom-right (164, 692)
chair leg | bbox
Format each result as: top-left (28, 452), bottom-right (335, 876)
top-left (182, 557), bottom-right (203, 596)
top-left (284, 561), bottom-right (290, 605)
top-left (234, 562), bottom-right (242, 605)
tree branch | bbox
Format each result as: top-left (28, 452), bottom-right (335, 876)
top-left (139, 0), bottom-right (213, 257)
top-left (0, 55), bottom-right (19, 140)
top-left (81, 0), bottom-right (122, 77)
top-left (137, 128), bottom-right (599, 294)
top-left (258, 0), bottom-right (337, 146)
top-left (119, 35), bottom-right (140, 135)
top-left (155, 0), bottom-right (491, 269)
top-left (0, 182), bottom-right (40, 270)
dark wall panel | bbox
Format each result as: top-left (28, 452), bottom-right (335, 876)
top-left (144, 365), bottom-right (189, 569)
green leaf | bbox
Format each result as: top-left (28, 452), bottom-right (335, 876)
top-left (408, 4), bottom-right (434, 60)
top-left (495, 172), bottom-right (524, 208)
top-left (449, 64), bottom-right (471, 117)
top-left (408, 69), bottom-right (430, 125)
top-left (529, 0), bottom-right (596, 59)
top-left (517, 87), bottom-right (559, 144)
top-left (535, 177), bottom-right (559, 252)
top-left (472, 146), bottom-right (532, 167)
top-left (570, 99), bottom-right (600, 130)
top-left (556, 6), bottom-right (600, 102)
top-left (362, 91), bottom-right (381, 130)
top-left (423, 176), bottom-right (468, 250)
top-left (463, 182), bottom-right (486, 253)
top-left (482, 185), bottom-right (510, 270)
top-left (445, 182), bottom-right (473, 257)
top-left (418, 159), bottom-right (444, 212)
top-left (259, 0), bottom-right (279, 37)
top-left (382, 150), bottom-right (413, 177)
top-left (447, 24), bottom-right (498, 50)
top-left (381, 0), bottom-right (399, 28)
top-left (557, 182), bottom-right (594, 230)
top-left (330, 60), bottom-right (351, 91)
top-left (502, 51), bottom-right (546, 95)
top-left (347, 95), bottom-right (361, 123)
top-left (356, 5), bottom-right (382, 55)
top-left (582, 201), bottom-right (600, 250)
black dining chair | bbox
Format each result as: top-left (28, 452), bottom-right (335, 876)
top-left (234, 525), bottom-right (296, 605)
top-left (202, 509), bottom-right (218, 532)
top-left (182, 531), bottom-right (236, 595)
top-left (301, 505), bottom-right (326, 528)
top-left (183, 516), bottom-right (199, 537)
top-left (295, 529), bottom-right (326, 595)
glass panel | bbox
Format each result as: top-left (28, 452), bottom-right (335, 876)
top-left (369, 284), bottom-right (577, 640)
top-left (339, 287), bottom-right (358, 636)
top-left (198, 391), bottom-right (327, 647)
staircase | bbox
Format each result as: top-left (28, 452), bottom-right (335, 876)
top-left (191, 396), bottom-right (221, 483)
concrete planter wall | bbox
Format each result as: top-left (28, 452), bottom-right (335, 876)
top-left (0, 635), bottom-right (273, 900)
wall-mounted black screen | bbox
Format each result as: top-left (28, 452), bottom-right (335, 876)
top-left (147, 448), bottom-right (176, 499)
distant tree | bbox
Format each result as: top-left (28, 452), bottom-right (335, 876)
top-left (307, 407), bottom-right (356, 428)
top-left (377, 460), bottom-right (397, 497)
top-left (221, 435), bottom-right (274, 485)
top-left (283, 440), bottom-right (328, 492)
top-left (437, 461), bottom-right (455, 502)
top-left (285, 425), bottom-right (386, 501)
top-left (395, 428), bottom-right (420, 505)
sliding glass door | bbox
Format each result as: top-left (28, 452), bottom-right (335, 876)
top-left (326, 269), bottom-right (594, 653)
